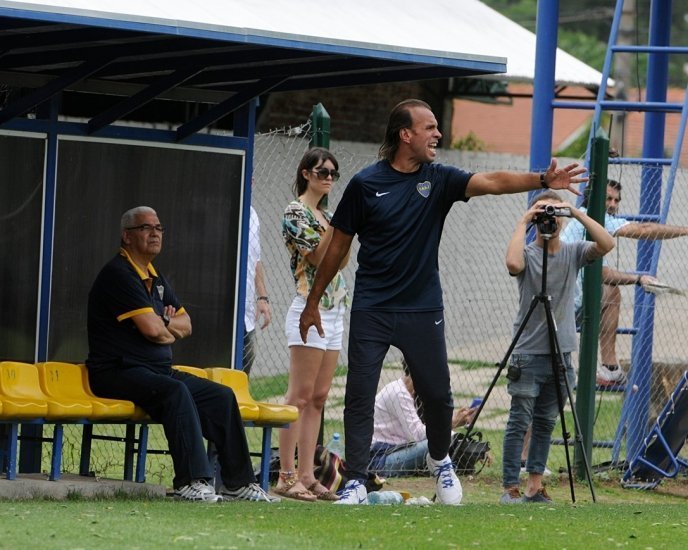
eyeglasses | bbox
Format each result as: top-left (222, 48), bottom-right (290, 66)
top-left (125, 224), bottom-right (166, 234)
top-left (310, 168), bottom-right (340, 181)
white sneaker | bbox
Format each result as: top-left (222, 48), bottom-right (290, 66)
top-left (596, 364), bottom-right (627, 386)
top-left (220, 482), bottom-right (281, 502)
top-left (174, 479), bottom-right (221, 502)
top-left (334, 480), bottom-right (368, 505)
top-left (427, 454), bottom-right (462, 505)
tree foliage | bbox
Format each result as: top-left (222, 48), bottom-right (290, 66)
top-left (481, 0), bottom-right (688, 86)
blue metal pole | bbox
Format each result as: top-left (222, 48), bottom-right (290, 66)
top-left (35, 97), bottom-right (59, 362)
top-left (529, 0), bottom-right (559, 178)
top-left (232, 99), bottom-right (257, 371)
top-left (20, 95), bottom-right (60, 474)
top-left (527, 0), bottom-right (560, 245)
top-left (627, 0), bottom-right (673, 462)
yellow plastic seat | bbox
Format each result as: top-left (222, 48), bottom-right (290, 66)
top-left (37, 362), bottom-right (133, 420)
top-left (173, 365), bottom-right (209, 379)
top-left (206, 368), bottom-right (261, 421)
top-left (34, 362), bottom-right (92, 420)
top-left (76, 364), bottom-right (136, 419)
top-left (0, 361), bottom-right (49, 418)
top-left (207, 368), bottom-right (297, 424)
top-left (77, 364), bottom-right (148, 422)
top-left (254, 399), bottom-right (299, 425)
top-left (77, 366), bottom-right (150, 482)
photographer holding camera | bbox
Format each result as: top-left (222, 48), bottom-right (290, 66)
top-left (501, 190), bottom-right (614, 504)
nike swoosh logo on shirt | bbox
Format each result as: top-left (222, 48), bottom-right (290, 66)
top-left (376, 191), bottom-right (391, 197)
top-left (435, 319), bottom-right (443, 325)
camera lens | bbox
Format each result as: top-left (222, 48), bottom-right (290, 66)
top-left (544, 205), bottom-right (556, 215)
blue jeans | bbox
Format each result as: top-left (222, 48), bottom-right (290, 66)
top-left (502, 352), bottom-right (575, 488)
top-left (373, 441), bottom-right (429, 477)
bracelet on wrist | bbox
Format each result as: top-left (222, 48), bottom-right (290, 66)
top-left (256, 296), bottom-right (270, 303)
top-left (539, 172), bottom-right (549, 189)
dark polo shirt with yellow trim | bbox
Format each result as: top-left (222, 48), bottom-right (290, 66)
top-left (86, 248), bottom-right (185, 372)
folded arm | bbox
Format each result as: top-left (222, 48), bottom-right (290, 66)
top-left (131, 307), bottom-right (191, 344)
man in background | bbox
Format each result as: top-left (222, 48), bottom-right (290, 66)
top-left (243, 204), bottom-right (271, 375)
top-left (561, 179), bottom-right (688, 386)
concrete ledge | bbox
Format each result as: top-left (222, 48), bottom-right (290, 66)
top-left (0, 472), bottom-right (166, 500)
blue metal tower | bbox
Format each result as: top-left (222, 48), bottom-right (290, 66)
top-left (531, 0), bottom-right (688, 465)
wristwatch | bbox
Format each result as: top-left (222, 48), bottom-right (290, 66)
top-left (539, 172), bottom-right (549, 189)
top-left (162, 313), bottom-right (171, 326)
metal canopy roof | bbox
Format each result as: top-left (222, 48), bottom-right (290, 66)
top-left (0, 0), bottom-right (606, 134)
top-left (0, 0), bottom-right (511, 131)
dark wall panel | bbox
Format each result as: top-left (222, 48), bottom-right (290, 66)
top-left (0, 134), bottom-right (44, 361)
top-left (50, 139), bottom-right (243, 366)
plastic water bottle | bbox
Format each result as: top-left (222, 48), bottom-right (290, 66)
top-left (405, 496), bottom-right (433, 506)
top-left (367, 491), bottom-right (404, 505)
top-left (326, 432), bottom-right (345, 459)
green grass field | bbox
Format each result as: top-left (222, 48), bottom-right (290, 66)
top-left (19, 360), bottom-right (685, 548)
top-left (2, 477), bottom-right (688, 549)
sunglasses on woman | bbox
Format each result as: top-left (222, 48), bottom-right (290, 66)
top-left (310, 168), bottom-right (340, 181)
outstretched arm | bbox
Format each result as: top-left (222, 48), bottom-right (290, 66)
top-left (299, 228), bottom-right (354, 342)
top-left (467, 158), bottom-right (587, 198)
top-left (614, 222), bottom-right (688, 240)
top-left (602, 266), bottom-right (658, 287)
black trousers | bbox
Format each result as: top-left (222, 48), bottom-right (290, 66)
top-left (89, 364), bottom-right (255, 489)
top-left (345, 310), bottom-right (454, 481)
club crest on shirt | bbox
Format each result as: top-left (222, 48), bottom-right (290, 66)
top-left (157, 285), bottom-right (164, 300)
top-left (416, 180), bottom-right (431, 198)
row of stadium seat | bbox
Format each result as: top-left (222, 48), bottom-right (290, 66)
top-left (0, 362), bottom-right (297, 490)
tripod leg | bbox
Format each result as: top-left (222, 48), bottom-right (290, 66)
top-left (549, 346), bottom-right (577, 502)
top-left (543, 299), bottom-right (597, 503)
top-left (560, 363), bottom-right (598, 502)
top-left (465, 295), bottom-right (542, 436)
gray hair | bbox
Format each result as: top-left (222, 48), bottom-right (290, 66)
top-left (120, 206), bottom-right (157, 232)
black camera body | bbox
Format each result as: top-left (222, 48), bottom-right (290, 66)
top-left (534, 205), bottom-right (572, 234)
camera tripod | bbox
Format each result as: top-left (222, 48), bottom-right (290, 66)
top-left (465, 229), bottom-right (596, 503)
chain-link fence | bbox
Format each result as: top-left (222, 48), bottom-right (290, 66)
top-left (248, 121), bottom-right (688, 481)
top-left (52, 119), bottom-right (688, 486)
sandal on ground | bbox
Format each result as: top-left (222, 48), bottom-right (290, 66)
top-left (307, 481), bottom-right (339, 501)
top-left (273, 471), bottom-right (317, 502)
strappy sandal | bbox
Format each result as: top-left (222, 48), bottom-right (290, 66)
top-left (273, 471), bottom-right (317, 502)
top-left (307, 481), bottom-right (339, 501)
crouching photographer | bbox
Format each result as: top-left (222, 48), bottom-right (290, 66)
top-left (501, 191), bottom-right (614, 504)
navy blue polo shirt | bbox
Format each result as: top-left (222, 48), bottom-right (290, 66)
top-left (86, 249), bottom-right (184, 372)
top-left (331, 160), bottom-right (473, 312)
